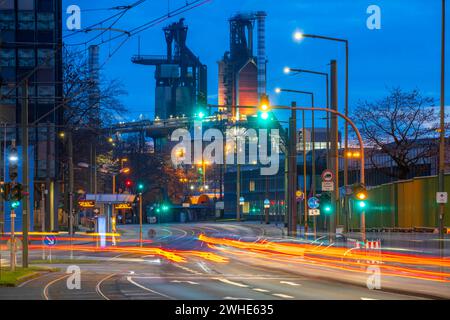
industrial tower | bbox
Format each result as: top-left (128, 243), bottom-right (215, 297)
top-left (218, 11), bottom-right (267, 119)
top-left (132, 19), bottom-right (207, 120)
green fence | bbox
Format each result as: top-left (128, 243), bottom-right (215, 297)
top-left (343, 174), bottom-right (450, 229)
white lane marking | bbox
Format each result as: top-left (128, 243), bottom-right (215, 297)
top-left (173, 264), bottom-right (202, 275)
top-left (197, 262), bottom-right (211, 273)
top-left (43, 274), bottom-right (70, 300)
top-left (272, 293), bottom-right (295, 299)
top-left (126, 276), bottom-right (175, 299)
top-left (95, 273), bottom-right (117, 300)
top-left (280, 281), bottom-right (301, 286)
top-left (18, 271), bottom-right (56, 288)
top-left (361, 297), bottom-right (378, 300)
top-left (171, 280), bottom-right (199, 285)
top-left (215, 278), bottom-right (248, 288)
top-left (253, 288), bottom-right (269, 293)
top-left (223, 296), bottom-right (254, 300)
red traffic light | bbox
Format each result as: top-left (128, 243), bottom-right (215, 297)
top-left (125, 179), bottom-right (132, 187)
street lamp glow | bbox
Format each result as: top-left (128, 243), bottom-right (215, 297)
top-left (275, 87), bottom-right (281, 94)
top-left (9, 154), bottom-right (18, 163)
top-left (293, 31), bottom-right (304, 41)
top-left (283, 67), bottom-right (291, 74)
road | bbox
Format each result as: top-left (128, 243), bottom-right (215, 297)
top-left (0, 222), bottom-right (447, 300)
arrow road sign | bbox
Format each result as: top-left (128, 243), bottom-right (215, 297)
top-left (43, 235), bottom-right (57, 247)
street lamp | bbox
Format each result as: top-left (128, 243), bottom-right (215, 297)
top-left (292, 31), bottom-right (350, 194)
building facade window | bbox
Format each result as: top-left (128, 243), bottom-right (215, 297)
top-left (249, 180), bottom-right (255, 192)
top-left (37, 12), bottom-right (54, 30)
top-left (18, 0), bottom-right (34, 10)
top-left (18, 11), bottom-right (34, 30)
top-left (0, 48), bottom-right (15, 67)
top-left (0, 0), bottom-right (14, 10)
top-left (18, 48), bottom-right (35, 66)
top-left (37, 86), bottom-right (55, 104)
top-left (37, 48), bottom-right (54, 66)
top-left (0, 12), bottom-right (15, 30)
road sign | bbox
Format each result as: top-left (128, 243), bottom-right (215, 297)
top-left (436, 192), bottom-right (448, 204)
top-left (321, 170), bottom-right (334, 182)
top-left (322, 181), bottom-right (334, 192)
top-left (43, 235), bottom-right (57, 247)
top-left (308, 197), bottom-right (320, 209)
top-left (308, 209), bottom-right (320, 216)
top-left (264, 199), bottom-right (270, 209)
top-left (295, 190), bottom-right (304, 201)
top-left (239, 197), bottom-right (245, 205)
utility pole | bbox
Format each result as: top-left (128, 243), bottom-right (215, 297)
top-left (68, 131), bottom-right (74, 235)
top-left (9, 139), bottom-right (18, 272)
top-left (302, 110), bottom-right (308, 236)
top-left (236, 163), bottom-right (241, 222)
top-left (330, 60), bottom-right (339, 241)
top-left (288, 102), bottom-right (297, 236)
top-left (438, 0), bottom-right (446, 256)
top-left (21, 80), bottom-right (29, 268)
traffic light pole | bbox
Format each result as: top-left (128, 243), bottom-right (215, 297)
top-left (139, 193), bottom-right (143, 247)
top-left (21, 80), bottom-right (29, 268)
top-left (68, 131), bottom-right (74, 235)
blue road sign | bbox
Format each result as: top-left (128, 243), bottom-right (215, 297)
top-left (43, 235), bottom-right (57, 247)
top-left (308, 197), bottom-right (320, 209)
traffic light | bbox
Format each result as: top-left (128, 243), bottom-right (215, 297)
top-left (258, 94), bottom-right (271, 122)
top-left (10, 184), bottom-right (23, 202)
top-left (353, 183), bottom-right (368, 210)
top-left (162, 204), bottom-right (169, 212)
top-left (319, 192), bottom-right (333, 214)
top-left (11, 200), bottom-right (20, 209)
top-left (137, 183), bottom-right (144, 192)
top-left (125, 179), bottom-right (133, 188)
top-left (9, 145), bottom-right (18, 181)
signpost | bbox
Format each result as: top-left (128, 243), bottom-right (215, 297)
top-left (308, 197), bottom-right (320, 209)
top-left (308, 209), bottom-right (320, 216)
top-left (43, 235), bottom-right (57, 262)
top-left (321, 169), bottom-right (335, 191)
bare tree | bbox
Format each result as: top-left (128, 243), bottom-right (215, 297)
top-left (353, 88), bottom-right (443, 180)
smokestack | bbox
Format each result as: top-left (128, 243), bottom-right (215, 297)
top-left (256, 11), bottom-right (267, 98)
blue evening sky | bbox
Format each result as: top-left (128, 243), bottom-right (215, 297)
top-left (62, 0), bottom-right (449, 128)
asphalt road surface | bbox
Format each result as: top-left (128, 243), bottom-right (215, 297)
top-left (0, 222), bottom-right (446, 300)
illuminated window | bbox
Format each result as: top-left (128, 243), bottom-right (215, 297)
top-left (249, 180), bottom-right (255, 192)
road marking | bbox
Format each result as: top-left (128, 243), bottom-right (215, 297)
top-left (272, 293), bottom-right (295, 299)
top-left (215, 278), bottom-right (248, 288)
top-left (197, 262), bottom-right (211, 273)
top-left (126, 276), bottom-right (175, 300)
top-left (223, 296), bottom-right (253, 300)
top-left (361, 297), bottom-right (378, 300)
top-left (95, 273), bottom-right (117, 300)
top-left (43, 274), bottom-right (70, 300)
top-left (280, 281), bottom-right (301, 286)
top-left (173, 264), bottom-right (202, 275)
top-left (253, 288), bottom-right (269, 293)
top-left (171, 280), bottom-right (199, 285)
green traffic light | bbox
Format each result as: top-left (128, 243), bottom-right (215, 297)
top-left (198, 111), bottom-right (205, 119)
top-left (357, 200), bottom-right (366, 209)
top-left (11, 201), bottom-right (20, 209)
top-left (324, 205), bottom-right (332, 213)
top-left (156, 208), bottom-right (161, 213)
top-left (138, 183), bottom-right (144, 190)
top-left (162, 205), bottom-right (169, 212)
top-left (260, 111), bottom-right (269, 120)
